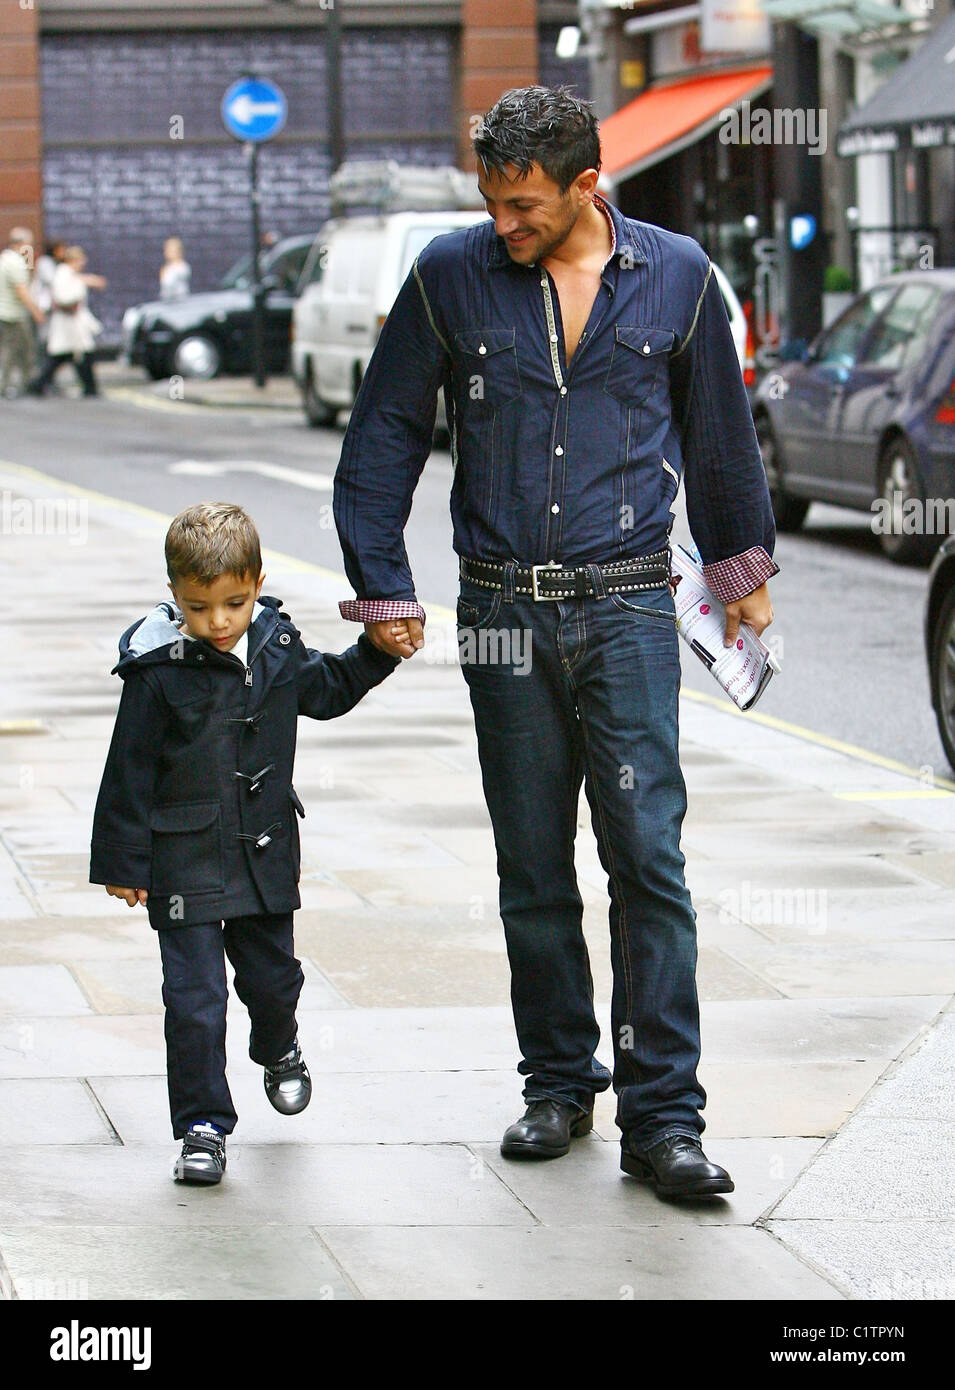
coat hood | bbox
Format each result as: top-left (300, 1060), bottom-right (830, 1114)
top-left (113, 595), bottom-right (286, 676)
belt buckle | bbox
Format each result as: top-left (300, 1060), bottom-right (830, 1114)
top-left (531, 561), bottom-right (562, 602)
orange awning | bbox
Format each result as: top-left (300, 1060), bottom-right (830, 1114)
top-left (598, 66), bottom-right (774, 187)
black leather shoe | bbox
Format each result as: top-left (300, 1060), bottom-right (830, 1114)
top-left (500, 1099), bottom-right (594, 1160)
top-left (621, 1134), bottom-right (734, 1197)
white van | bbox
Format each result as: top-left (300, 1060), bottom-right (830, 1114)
top-left (292, 210), bottom-right (487, 426)
top-left (292, 211), bottom-right (746, 427)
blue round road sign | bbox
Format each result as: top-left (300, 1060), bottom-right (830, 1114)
top-left (221, 78), bottom-right (288, 143)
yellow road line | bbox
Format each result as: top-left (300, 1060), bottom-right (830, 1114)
top-left (679, 686), bottom-right (955, 792)
top-left (105, 386), bottom-right (299, 415)
top-left (834, 789), bottom-right (953, 801)
top-left (104, 387), bottom-right (196, 414)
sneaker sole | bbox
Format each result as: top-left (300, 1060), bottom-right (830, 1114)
top-left (620, 1151), bottom-right (734, 1197)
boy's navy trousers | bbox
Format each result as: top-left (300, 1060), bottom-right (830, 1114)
top-left (157, 912), bottom-right (304, 1138)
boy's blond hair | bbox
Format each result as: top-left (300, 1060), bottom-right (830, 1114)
top-left (165, 502), bottom-right (262, 586)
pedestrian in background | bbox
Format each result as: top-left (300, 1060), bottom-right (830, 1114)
top-left (30, 246), bottom-right (106, 398)
top-left (159, 237), bottom-right (191, 301)
top-left (0, 228), bottom-right (45, 398)
top-left (32, 239), bottom-right (67, 321)
top-left (32, 240), bottom-right (67, 387)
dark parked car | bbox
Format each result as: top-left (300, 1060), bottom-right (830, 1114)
top-left (121, 234), bottom-right (319, 380)
top-left (752, 270), bottom-right (955, 562)
top-left (925, 536), bottom-right (955, 770)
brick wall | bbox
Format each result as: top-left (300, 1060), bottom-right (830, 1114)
top-left (41, 26), bottom-right (457, 334)
top-left (0, 1), bottom-right (43, 241)
top-left (458, 0), bottom-right (538, 167)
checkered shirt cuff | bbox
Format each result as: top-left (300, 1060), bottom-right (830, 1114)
top-left (703, 547), bottom-right (779, 604)
top-left (339, 598), bottom-right (427, 624)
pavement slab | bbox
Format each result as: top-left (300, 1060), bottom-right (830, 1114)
top-left (687, 1060), bottom-right (889, 1139)
top-left (761, 1221), bottom-right (955, 1301)
top-left (764, 1004), bottom-right (955, 1297)
top-left (475, 1137), bottom-right (824, 1227)
top-left (0, 964), bottom-right (92, 1016)
top-left (0, 1225), bottom-right (354, 1301)
top-left (0, 1080), bottom-right (117, 1146)
top-left (88, 1068), bottom-right (528, 1145)
top-left (0, 1142), bottom-right (533, 1229)
top-left (313, 1224), bottom-right (844, 1301)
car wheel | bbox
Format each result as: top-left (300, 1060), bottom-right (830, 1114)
top-left (172, 334), bottom-right (222, 380)
top-left (932, 586), bottom-right (955, 772)
top-left (876, 439), bottom-right (934, 564)
top-left (303, 366), bottom-right (337, 427)
top-left (755, 416), bottom-right (809, 532)
top-left (145, 359), bottom-right (166, 381)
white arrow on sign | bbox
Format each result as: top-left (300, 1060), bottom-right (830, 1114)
top-left (226, 95), bottom-right (284, 126)
top-left (169, 460), bottom-right (333, 492)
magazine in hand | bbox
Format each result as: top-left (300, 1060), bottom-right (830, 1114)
top-left (670, 544), bottom-right (779, 711)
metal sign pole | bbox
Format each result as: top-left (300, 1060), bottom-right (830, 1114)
top-left (247, 140), bottom-right (266, 390)
top-left (327, 1), bottom-right (344, 175)
top-left (222, 75), bottom-right (287, 392)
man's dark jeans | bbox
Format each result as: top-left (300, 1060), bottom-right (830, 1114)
top-left (458, 568), bottom-right (706, 1149)
top-left (157, 912), bottom-right (303, 1138)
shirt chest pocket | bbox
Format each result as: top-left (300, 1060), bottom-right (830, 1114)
top-left (453, 327), bottom-right (522, 415)
top-left (604, 325), bottom-right (675, 406)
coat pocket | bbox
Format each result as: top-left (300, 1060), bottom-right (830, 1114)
top-left (149, 800), bottom-right (224, 897)
top-left (604, 325), bottom-right (675, 406)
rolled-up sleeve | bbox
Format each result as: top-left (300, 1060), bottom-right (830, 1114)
top-left (671, 261), bottom-right (779, 603)
top-left (333, 252), bottom-right (449, 605)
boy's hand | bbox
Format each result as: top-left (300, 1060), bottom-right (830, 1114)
top-left (106, 885), bottom-right (148, 907)
top-left (364, 618), bottom-right (425, 660)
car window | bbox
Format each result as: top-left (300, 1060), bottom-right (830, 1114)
top-left (298, 235), bottom-right (326, 290)
top-left (221, 254), bottom-right (251, 290)
top-left (324, 245), bottom-right (352, 298)
top-left (815, 286), bottom-right (895, 368)
top-left (860, 283), bottom-right (941, 371)
top-left (267, 244), bottom-right (310, 292)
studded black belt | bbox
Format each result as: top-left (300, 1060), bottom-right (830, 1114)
top-left (459, 550), bottom-right (671, 602)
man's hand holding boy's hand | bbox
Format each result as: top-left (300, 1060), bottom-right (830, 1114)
top-left (365, 618), bottom-right (425, 660)
top-left (106, 885), bottom-right (148, 907)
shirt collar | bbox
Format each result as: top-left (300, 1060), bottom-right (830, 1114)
top-left (486, 191), bottom-right (647, 271)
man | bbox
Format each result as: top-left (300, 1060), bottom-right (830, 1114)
top-left (334, 87), bottom-right (776, 1199)
top-left (0, 228), bottom-right (44, 398)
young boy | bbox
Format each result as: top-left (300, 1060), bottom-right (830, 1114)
top-left (90, 502), bottom-right (402, 1184)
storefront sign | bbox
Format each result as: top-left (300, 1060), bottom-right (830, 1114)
top-left (700, 0), bottom-right (770, 53)
top-left (837, 121), bottom-right (955, 156)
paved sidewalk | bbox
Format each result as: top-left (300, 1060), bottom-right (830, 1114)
top-left (97, 361), bottom-right (303, 413)
top-left (0, 461), bottom-right (953, 1301)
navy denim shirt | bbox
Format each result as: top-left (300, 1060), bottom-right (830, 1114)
top-left (334, 195), bottom-right (777, 610)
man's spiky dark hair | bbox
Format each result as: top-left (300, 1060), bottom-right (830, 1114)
top-left (473, 86), bottom-right (601, 193)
